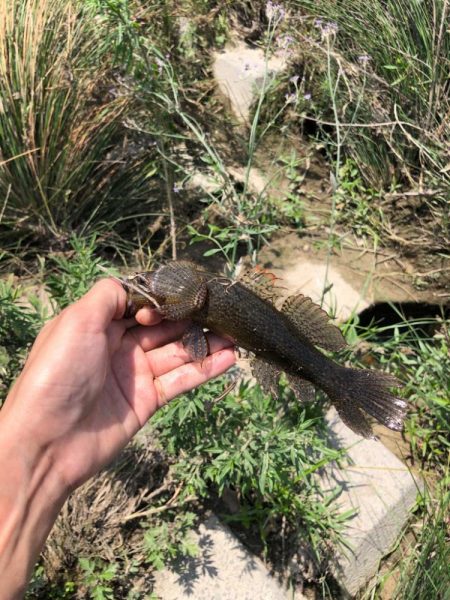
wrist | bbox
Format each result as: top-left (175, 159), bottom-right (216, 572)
top-left (0, 414), bottom-right (69, 597)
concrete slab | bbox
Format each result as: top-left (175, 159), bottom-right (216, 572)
top-left (274, 257), bottom-right (372, 322)
top-left (262, 231), bottom-right (446, 310)
top-left (323, 408), bottom-right (422, 597)
top-left (213, 42), bottom-right (286, 124)
top-left (153, 514), bottom-right (298, 600)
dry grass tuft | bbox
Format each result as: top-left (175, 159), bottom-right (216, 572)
top-left (43, 441), bottom-right (170, 578)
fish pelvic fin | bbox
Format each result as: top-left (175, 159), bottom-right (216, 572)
top-left (281, 293), bottom-right (346, 352)
top-left (327, 368), bottom-right (407, 439)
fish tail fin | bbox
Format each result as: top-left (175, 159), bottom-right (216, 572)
top-left (326, 368), bottom-right (407, 439)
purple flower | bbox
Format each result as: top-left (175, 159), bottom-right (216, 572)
top-left (285, 92), bottom-right (297, 104)
top-left (155, 57), bottom-right (164, 74)
top-left (358, 54), bottom-right (371, 64)
top-left (303, 92), bottom-right (312, 101)
top-left (314, 19), bottom-right (339, 36)
top-left (290, 74), bottom-right (300, 86)
top-left (266, 1), bottom-right (286, 21)
top-left (173, 185), bottom-right (181, 194)
top-left (278, 34), bottom-right (294, 48)
top-left (322, 21), bottom-right (339, 35)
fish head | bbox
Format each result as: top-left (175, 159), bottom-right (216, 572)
top-left (123, 261), bottom-right (208, 319)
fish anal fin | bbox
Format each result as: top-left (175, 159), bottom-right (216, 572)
top-left (281, 293), bottom-right (346, 352)
top-left (182, 323), bottom-right (209, 362)
top-left (238, 266), bottom-right (282, 303)
top-left (250, 357), bottom-right (282, 399)
top-left (286, 373), bottom-right (316, 403)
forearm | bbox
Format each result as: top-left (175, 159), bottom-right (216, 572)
top-left (0, 415), bottom-right (68, 599)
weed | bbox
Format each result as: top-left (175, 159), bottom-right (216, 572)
top-left (335, 159), bottom-right (383, 241)
top-left (0, 278), bottom-right (46, 404)
top-left (141, 511), bottom-right (198, 571)
top-left (26, 565), bottom-right (76, 599)
top-left (79, 558), bottom-right (116, 600)
top-left (45, 235), bottom-right (117, 308)
top-left (152, 378), bottom-right (350, 562)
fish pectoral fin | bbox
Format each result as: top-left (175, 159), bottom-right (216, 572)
top-left (286, 373), bottom-right (316, 403)
top-left (162, 292), bottom-right (207, 320)
top-left (250, 357), bottom-right (282, 399)
top-left (238, 265), bottom-right (282, 303)
top-left (153, 262), bottom-right (208, 320)
top-left (182, 323), bottom-right (209, 362)
top-left (281, 293), bottom-right (346, 352)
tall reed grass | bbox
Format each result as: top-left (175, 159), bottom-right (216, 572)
top-left (0, 0), bottom-right (155, 257)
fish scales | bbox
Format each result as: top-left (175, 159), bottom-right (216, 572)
top-left (196, 277), bottom-right (332, 385)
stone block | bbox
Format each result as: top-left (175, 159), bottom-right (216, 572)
top-left (153, 514), bottom-right (298, 600)
top-left (324, 408), bottom-right (422, 596)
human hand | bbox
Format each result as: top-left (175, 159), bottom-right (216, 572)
top-left (0, 278), bottom-right (235, 493)
top-left (0, 278), bottom-right (235, 597)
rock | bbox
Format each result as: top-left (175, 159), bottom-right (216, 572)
top-left (187, 170), bottom-right (224, 194)
top-left (153, 514), bottom-right (304, 600)
top-left (213, 42), bottom-right (286, 124)
top-left (323, 408), bottom-right (422, 597)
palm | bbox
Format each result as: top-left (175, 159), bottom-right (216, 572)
top-left (13, 312), bottom-right (234, 491)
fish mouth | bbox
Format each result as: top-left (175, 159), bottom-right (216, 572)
top-left (121, 271), bottom-right (161, 316)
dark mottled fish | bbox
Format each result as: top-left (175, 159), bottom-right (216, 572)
top-left (122, 260), bottom-right (407, 438)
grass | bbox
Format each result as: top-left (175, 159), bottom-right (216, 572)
top-left (392, 477), bottom-right (450, 600)
top-left (258, 0), bottom-right (450, 254)
top-left (292, 0), bottom-right (450, 180)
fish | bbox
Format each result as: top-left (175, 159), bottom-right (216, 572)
top-left (122, 260), bottom-right (407, 439)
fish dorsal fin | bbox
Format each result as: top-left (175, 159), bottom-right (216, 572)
top-left (238, 266), bottom-right (281, 303)
top-left (281, 293), bottom-right (346, 352)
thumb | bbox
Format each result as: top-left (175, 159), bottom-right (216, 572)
top-left (74, 278), bottom-right (128, 331)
